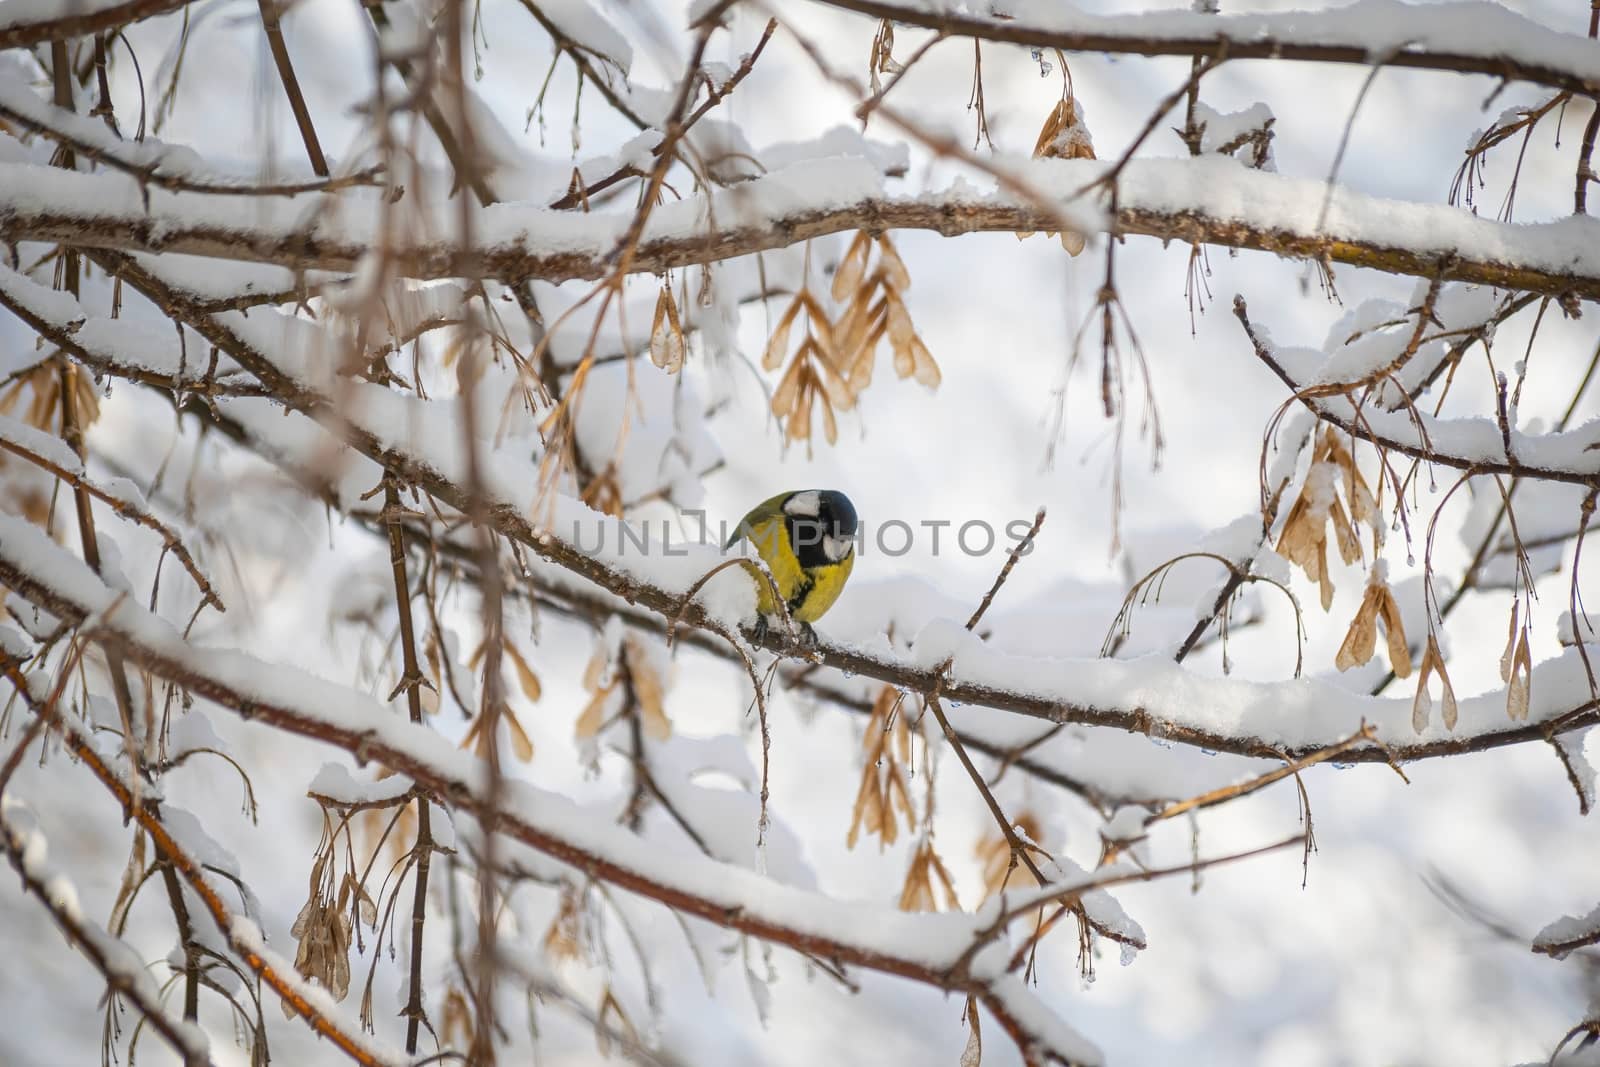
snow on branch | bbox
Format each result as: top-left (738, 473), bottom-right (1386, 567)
top-left (0, 411), bottom-right (225, 612)
top-left (2, 155), bottom-right (1597, 299)
top-left (28, 309), bottom-right (1175, 820)
top-left (0, 72), bottom-right (380, 198)
top-left (0, 262), bottom-right (274, 397)
top-left (813, 0), bottom-right (1600, 95)
top-left (0, 796), bottom-right (214, 1067)
top-left (0, 0), bottom-right (192, 49)
top-left (0, 514), bottom-right (1109, 1067)
top-left (1236, 296), bottom-right (1600, 488)
top-left (0, 662), bottom-right (403, 1067)
top-left (76, 252), bottom-right (1600, 768)
top-left (1535, 902), bottom-right (1600, 958)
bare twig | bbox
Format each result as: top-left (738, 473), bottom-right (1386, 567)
top-left (0, 661), bottom-right (400, 1066)
top-left (381, 475), bottom-right (436, 1054)
top-left (256, 0), bottom-right (329, 178)
top-left (0, 798), bottom-right (213, 1067)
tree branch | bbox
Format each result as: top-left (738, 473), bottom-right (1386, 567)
top-left (0, 661), bottom-right (403, 1067)
top-left (810, 0), bottom-right (1600, 95)
top-left (0, 797), bottom-right (214, 1067)
top-left (1, 158), bottom-right (1595, 298)
top-left (0, 0), bottom-right (194, 49)
top-left (0, 521), bottom-right (1105, 1067)
top-left (45, 253), bottom-right (1600, 769)
top-left (1236, 296), bottom-right (1600, 488)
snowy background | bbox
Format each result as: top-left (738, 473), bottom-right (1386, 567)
top-left (2, 0), bottom-right (1598, 1064)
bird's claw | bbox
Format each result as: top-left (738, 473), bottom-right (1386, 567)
top-left (751, 615), bottom-right (818, 655)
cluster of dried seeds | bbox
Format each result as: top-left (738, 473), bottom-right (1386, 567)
top-left (287, 845), bottom-right (375, 1014)
top-left (764, 233), bottom-right (940, 449)
top-left (460, 638), bottom-right (540, 762)
top-left (1276, 429), bottom-right (1378, 612)
top-left (898, 836), bottom-right (961, 913)
top-left (846, 687), bottom-right (915, 850)
top-left (1336, 562), bottom-right (1411, 678)
top-left (575, 630), bottom-right (671, 742)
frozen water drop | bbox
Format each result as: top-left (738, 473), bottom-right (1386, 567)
top-left (842, 669), bottom-right (854, 679)
top-left (1406, 553), bottom-right (1416, 566)
top-left (1120, 943), bottom-right (1138, 966)
top-left (1201, 747), bottom-right (1217, 757)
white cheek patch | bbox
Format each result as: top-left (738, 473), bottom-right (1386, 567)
top-left (823, 535), bottom-right (854, 563)
top-left (784, 490), bottom-right (821, 518)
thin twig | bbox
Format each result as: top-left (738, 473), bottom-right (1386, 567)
top-left (0, 431), bottom-right (224, 613)
top-left (0, 661), bottom-right (397, 1066)
top-left (257, 0), bottom-right (329, 177)
top-left (0, 798), bottom-right (213, 1067)
top-left (382, 475), bottom-right (436, 1054)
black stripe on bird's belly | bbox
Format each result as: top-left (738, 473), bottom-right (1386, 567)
top-left (785, 513), bottom-right (831, 569)
top-left (787, 573), bottom-right (814, 616)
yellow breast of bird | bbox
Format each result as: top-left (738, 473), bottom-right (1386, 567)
top-left (741, 515), bottom-right (854, 622)
top-left (793, 550), bottom-right (853, 622)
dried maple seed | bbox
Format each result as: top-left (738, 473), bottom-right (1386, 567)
top-left (846, 688), bottom-right (916, 849)
top-left (649, 281), bottom-right (685, 373)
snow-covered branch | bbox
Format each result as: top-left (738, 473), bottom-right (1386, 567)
top-left (1236, 296), bottom-right (1600, 488)
top-left (813, 0), bottom-right (1600, 95)
top-left (0, 73), bottom-right (380, 198)
top-left (59, 253), bottom-right (1600, 768)
top-left (0, 514), bottom-right (1111, 1067)
top-left (0, 263), bottom-right (274, 398)
top-left (0, 662), bottom-right (401, 1067)
top-left (0, 0), bottom-right (191, 49)
top-left (0, 412), bottom-right (225, 613)
top-left (1535, 903), bottom-right (1600, 958)
top-left (3, 156), bottom-right (1596, 298)
top-left (0, 796), bottom-right (214, 1067)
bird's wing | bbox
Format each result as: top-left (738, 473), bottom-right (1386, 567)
top-left (739, 512), bottom-right (807, 607)
top-left (725, 491), bottom-right (793, 549)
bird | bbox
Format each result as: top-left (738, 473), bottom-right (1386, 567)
top-left (725, 489), bottom-right (858, 646)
